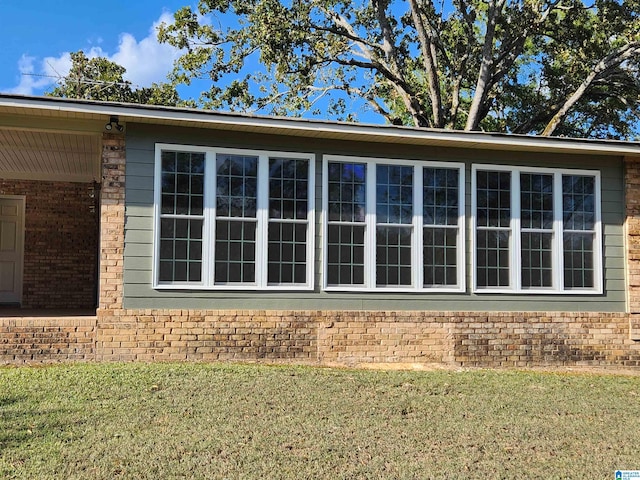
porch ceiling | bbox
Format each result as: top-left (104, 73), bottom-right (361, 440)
top-left (0, 127), bottom-right (102, 182)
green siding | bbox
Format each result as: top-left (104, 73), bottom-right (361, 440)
top-left (122, 123), bottom-right (627, 312)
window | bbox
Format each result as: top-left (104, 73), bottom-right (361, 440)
top-left (155, 145), bottom-right (314, 289)
top-left (472, 165), bottom-right (602, 293)
top-left (323, 155), bottom-right (464, 291)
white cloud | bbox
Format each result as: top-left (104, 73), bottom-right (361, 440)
top-left (6, 11), bottom-right (180, 95)
top-left (109, 12), bottom-right (180, 87)
top-left (8, 52), bottom-right (74, 95)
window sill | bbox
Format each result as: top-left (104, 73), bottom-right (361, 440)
top-left (323, 286), bottom-right (466, 293)
top-left (472, 288), bottom-right (603, 295)
top-left (153, 283), bottom-right (315, 291)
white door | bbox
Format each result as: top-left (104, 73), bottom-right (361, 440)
top-left (0, 196), bottom-right (25, 305)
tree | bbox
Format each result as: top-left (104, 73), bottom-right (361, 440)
top-left (158, 0), bottom-right (640, 139)
top-left (47, 51), bottom-right (184, 106)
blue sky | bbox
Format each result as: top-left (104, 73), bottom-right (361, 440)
top-left (0, 1), bottom-right (197, 98)
top-left (0, 1), bottom-right (380, 122)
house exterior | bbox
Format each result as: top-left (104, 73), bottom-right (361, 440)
top-left (1, 93), bottom-right (640, 367)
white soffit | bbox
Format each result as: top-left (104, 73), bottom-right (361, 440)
top-left (0, 127), bottom-right (101, 182)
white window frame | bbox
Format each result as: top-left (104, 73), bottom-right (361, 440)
top-left (471, 164), bottom-right (603, 294)
top-left (153, 143), bottom-right (315, 290)
top-left (322, 155), bottom-right (465, 292)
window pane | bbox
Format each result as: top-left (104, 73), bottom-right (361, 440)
top-left (521, 232), bottom-right (553, 288)
top-left (269, 158), bottom-right (309, 220)
top-left (376, 226), bottom-right (412, 286)
top-left (563, 232), bottom-right (594, 288)
top-left (327, 224), bottom-right (365, 286)
top-left (268, 222), bottom-right (307, 284)
top-left (216, 154), bottom-right (258, 218)
top-left (158, 218), bottom-right (203, 282)
top-left (214, 220), bottom-right (256, 283)
top-left (563, 175), bottom-right (595, 230)
top-left (423, 167), bottom-right (459, 226)
top-left (327, 162), bottom-right (366, 222)
top-left (521, 173), bottom-right (553, 230)
top-left (161, 151), bottom-right (205, 216)
top-left (476, 230), bottom-right (510, 287)
top-left (376, 165), bottom-right (413, 224)
top-left (424, 227), bottom-right (458, 286)
top-left (476, 170), bottom-right (511, 228)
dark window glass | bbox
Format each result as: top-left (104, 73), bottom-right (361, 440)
top-left (326, 225), bottom-right (365, 286)
top-left (476, 230), bottom-right (510, 287)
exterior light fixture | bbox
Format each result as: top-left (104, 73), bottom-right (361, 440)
top-left (105, 116), bottom-right (124, 132)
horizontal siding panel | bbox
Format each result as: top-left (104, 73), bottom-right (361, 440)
top-left (124, 295), bottom-right (360, 311)
top-left (124, 270), bottom-right (153, 284)
top-left (126, 215), bottom-right (154, 231)
top-left (127, 175), bottom-right (154, 191)
top-left (125, 161), bottom-right (154, 177)
top-left (123, 291), bottom-right (625, 312)
top-left (603, 245), bottom-right (624, 257)
top-left (603, 232), bottom-right (623, 246)
top-left (126, 188), bottom-right (154, 205)
top-left (126, 205), bottom-right (153, 217)
top-left (603, 268), bottom-right (624, 280)
top-left (124, 257), bottom-right (152, 271)
top-left (125, 230), bottom-right (153, 244)
top-left (604, 279), bottom-right (625, 291)
top-left (601, 204), bottom-right (623, 217)
top-left (124, 243), bottom-right (151, 257)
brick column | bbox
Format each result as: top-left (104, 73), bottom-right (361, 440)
top-left (624, 156), bottom-right (640, 339)
top-left (98, 133), bottom-right (126, 311)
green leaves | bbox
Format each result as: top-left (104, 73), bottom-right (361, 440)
top-left (47, 50), bottom-right (184, 107)
top-left (157, 0), bottom-right (640, 138)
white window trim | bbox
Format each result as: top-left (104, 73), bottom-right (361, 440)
top-left (153, 143), bottom-right (315, 291)
top-left (322, 154), bottom-right (465, 293)
top-left (471, 164), bottom-right (603, 295)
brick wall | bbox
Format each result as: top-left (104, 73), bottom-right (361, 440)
top-left (0, 316), bottom-right (96, 363)
top-left (625, 157), bottom-right (640, 340)
top-left (96, 309), bottom-right (315, 362)
top-left (91, 309), bottom-right (640, 367)
top-left (0, 179), bottom-right (98, 309)
top-left (99, 133), bottom-right (126, 311)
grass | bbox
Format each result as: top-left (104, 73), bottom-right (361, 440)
top-left (1, 363), bottom-right (639, 479)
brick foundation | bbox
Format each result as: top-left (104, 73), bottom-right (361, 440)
top-left (0, 316), bottom-right (96, 363)
top-left (0, 180), bottom-right (98, 309)
top-left (89, 309), bottom-right (640, 368)
top-left (4, 309), bottom-right (640, 367)
top-left (96, 310), bottom-right (316, 362)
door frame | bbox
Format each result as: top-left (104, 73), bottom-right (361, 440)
top-left (0, 195), bottom-right (26, 305)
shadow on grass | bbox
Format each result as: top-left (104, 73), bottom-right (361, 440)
top-left (0, 395), bottom-right (24, 408)
top-left (0, 397), bottom-right (80, 451)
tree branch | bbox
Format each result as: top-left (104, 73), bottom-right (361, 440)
top-left (542, 41), bottom-right (640, 136)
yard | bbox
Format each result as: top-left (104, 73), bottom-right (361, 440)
top-left (1, 362), bottom-right (639, 479)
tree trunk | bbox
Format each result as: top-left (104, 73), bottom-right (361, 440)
top-left (465, 0), bottom-right (504, 131)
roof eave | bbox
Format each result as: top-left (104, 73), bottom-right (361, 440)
top-left (1, 93), bottom-right (639, 157)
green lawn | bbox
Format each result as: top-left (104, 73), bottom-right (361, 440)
top-left (1, 363), bottom-right (639, 479)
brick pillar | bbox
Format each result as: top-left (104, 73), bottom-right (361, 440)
top-left (98, 133), bottom-right (126, 311)
top-left (624, 156), bottom-right (640, 339)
